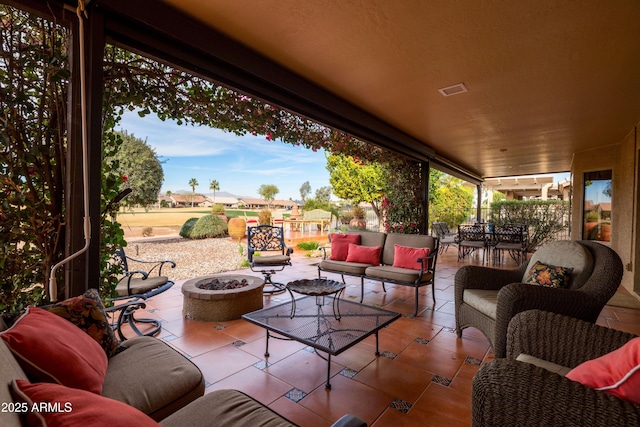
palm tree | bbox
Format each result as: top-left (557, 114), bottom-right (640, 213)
top-left (209, 179), bottom-right (220, 204)
top-left (188, 178), bottom-right (198, 207)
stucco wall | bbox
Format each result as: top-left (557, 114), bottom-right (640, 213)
top-left (571, 127), bottom-right (637, 293)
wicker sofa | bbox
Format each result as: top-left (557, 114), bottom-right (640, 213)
top-left (318, 231), bottom-right (439, 316)
top-left (472, 310), bottom-right (640, 426)
top-left (455, 240), bottom-right (623, 357)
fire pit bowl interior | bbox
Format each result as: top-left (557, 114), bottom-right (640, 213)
top-left (182, 274), bottom-right (264, 322)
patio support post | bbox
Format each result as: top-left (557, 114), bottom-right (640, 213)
top-left (477, 184), bottom-right (483, 223)
top-left (421, 160), bottom-right (430, 234)
top-left (64, 3), bottom-right (106, 299)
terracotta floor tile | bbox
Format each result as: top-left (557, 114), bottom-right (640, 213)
top-left (205, 366), bottom-right (293, 405)
top-left (301, 375), bottom-right (394, 426)
top-left (409, 383), bottom-right (471, 427)
top-left (239, 335), bottom-right (307, 364)
top-left (354, 357), bottom-right (432, 403)
top-left (265, 348), bottom-right (344, 393)
top-left (168, 328), bottom-right (237, 357)
top-left (395, 341), bottom-right (466, 380)
top-left (191, 345), bottom-right (261, 384)
top-left (330, 340), bottom-right (379, 372)
top-left (428, 329), bottom-right (490, 361)
top-left (449, 361), bottom-right (481, 394)
top-left (372, 407), bottom-right (435, 427)
top-left (268, 396), bottom-right (332, 427)
top-left (160, 317), bottom-right (214, 338)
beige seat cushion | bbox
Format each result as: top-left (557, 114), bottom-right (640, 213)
top-left (159, 389), bottom-right (296, 427)
top-left (516, 353), bottom-right (572, 377)
top-left (523, 241), bottom-right (593, 288)
top-left (116, 276), bottom-right (169, 296)
top-left (319, 259), bottom-right (370, 276)
top-left (251, 254), bottom-right (290, 265)
top-left (463, 289), bottom-right (499, 319)
top-left (365, 266), bottom-right (433, 284)
top-left (102, 336), bottom-right (205, 421)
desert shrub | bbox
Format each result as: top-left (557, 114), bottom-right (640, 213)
top-left (179, 217), bottom-right (199, 238)
top-left (297, 241), bottom-right (320, 251)
top-left (339, 212), bottom-right (354, 224)
top-left (489, 200), bottom-right (570, 251)
top-left (189, 214), bottom-right (228, 239)
top-left (211, 203), bottom-right (225, 214)
top-left (258, 209), bottom-right (272, 225)
top-left (142, 227), bottom-right (153, 237)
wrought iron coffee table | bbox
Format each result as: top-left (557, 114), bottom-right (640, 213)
top-left (242, 296), bottom-right (401, 389)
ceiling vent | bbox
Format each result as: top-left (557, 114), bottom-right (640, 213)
top-left (438, 83), bottom-right (468, 97)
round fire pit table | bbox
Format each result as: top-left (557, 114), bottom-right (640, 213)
top-left (182, 274), bottom-right (264, 322)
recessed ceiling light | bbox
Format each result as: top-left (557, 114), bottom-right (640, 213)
top-left (438, 83), bottom-right (468, 97)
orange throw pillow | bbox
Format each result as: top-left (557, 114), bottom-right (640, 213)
top-left (1, 307), bottom-right (108, 394)
top-left (392, 244), bottom-right (430, 270)
top-left (566, 337), bottom-right (640, 404)
top-left (330, 233), bottom-right (361, 261)
top-left (11, 379), bottom-right (160, 427)
top-left (345, 243), bottom-right (381, 266)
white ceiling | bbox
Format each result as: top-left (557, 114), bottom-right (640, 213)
top-left (163, 0), bottom-right (640, 179)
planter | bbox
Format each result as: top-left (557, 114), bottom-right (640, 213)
top-left (228, 217), bottom-right (247, 239)
top-left (349, 218), bottom-right (367, 229)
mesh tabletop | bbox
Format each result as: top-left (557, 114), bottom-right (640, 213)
top-left (242, 296), bottom-right (400, 355)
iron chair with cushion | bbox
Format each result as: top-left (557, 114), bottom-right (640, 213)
top-left (458, 223), bottom-right (488, 263)
top-left (432, 221), bottom-right (457, 253)
top-left (455, 240), bottom-right (623, 357)
top-left (109, 248), bottom-right (176, 340)
top-left (472, 310), bottom-right (640, 426)
top-left (491, 223), bottom-right (527, 265)
top-left (247, 225), bottom-right (293, 294)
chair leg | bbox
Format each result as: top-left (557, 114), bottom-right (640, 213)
top-left (112, 301), bottom-right (161, 340)
top-left (262, 271), bottom-right (286, 294)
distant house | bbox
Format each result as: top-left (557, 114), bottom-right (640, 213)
top-left (238, 198), bottom-right (296, 210)
top-left (204, 196), bottom-right (241, 208)
top-left (170, 194), bottom-right (207, 207)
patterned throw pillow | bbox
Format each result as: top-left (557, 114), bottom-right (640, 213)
top-left (523, 261), bottom-right (573, 288)
top-left (44, 289), bottom-right (120, 358)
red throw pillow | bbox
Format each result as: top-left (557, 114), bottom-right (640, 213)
top-left (566, 337), bottom-right (640, 404)
top-left (11, 379), bottom-right (160, 427)
top-left (345, 243), bottom-right (381, 266)
top-left (392, 244), bottom-right (430, 270)
top-left (1, 306), bottom-right (108, 394)
top-left (330, 233), bottom-right (361, 261)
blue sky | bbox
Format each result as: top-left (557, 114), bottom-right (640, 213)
top-left (116, 111), bottom-right (331, 200)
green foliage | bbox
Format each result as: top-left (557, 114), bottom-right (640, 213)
top-left (326, 154), bottom-right (385, 220)
top-left (258, 184), bottom-right (279, 205)
top-left (296, 241), bottom-right (320, 251)
top-left (179, 217), bottom-right (199, 238)
top-left (209, 179), bottom-right (220, 203)
top-left (429, 176), bottom-right (474, 230)
top-left (0, 7), bottom-right (69, 310)
top-left (109, 131), bottom-right (164, 207)
top-left (299, 181), bottom-right (311, 201)
top-left (489, 200), bottom-right (570, 251)
top-left (258, 209), bottom-right (272, 225)
top-left (381, 159), bottom-right (425, 234)
top-left (211, 204), bottom-right (225, 214)
top-left (315, 186), bottom-right (331, 202)
top-left (188, 215), bottom-right (228, 239)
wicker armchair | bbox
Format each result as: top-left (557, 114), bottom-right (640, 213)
top-left (455, 240), bottom-right (623, 357)
top-left (472, 310), bottom-right (640, 426)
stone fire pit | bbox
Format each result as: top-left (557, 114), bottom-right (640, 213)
top-left (182, 274), bottom-right (264, 322)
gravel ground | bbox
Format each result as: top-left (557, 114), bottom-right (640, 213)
top-left (123, 237), bottom-right (248, 281)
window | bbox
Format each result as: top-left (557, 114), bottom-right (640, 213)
top-left (583, 170), bottom-right (612, 242)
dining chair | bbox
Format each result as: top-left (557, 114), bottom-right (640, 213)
top-left (492, 223), bottom-right (527, 265)
top-left (457, 223), bottom-right (488, 264)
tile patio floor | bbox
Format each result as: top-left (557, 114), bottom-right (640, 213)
top-left (122, 242), bottom-right (640, 427)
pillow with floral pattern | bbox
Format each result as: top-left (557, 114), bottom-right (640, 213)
top-left (523, 261), bottom-right (573, 288)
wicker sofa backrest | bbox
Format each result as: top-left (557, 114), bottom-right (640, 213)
top-left (523, 240), bottom-right (594, 289)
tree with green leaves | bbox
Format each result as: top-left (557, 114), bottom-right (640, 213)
top-left (315, 186), bottom-right (331, 202)
top-left (299, 181), bottom-right (311, 201)
top-left (188, 178), bottom-right (199, 207)
top-left (326, 154), bottom-right (385, 220)
top-left (258, 184), bottom-right (279, 208)
top-left (111, 131), bottom-right (164, 208)
top-left (209, 179), bottom-right (220, 203)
